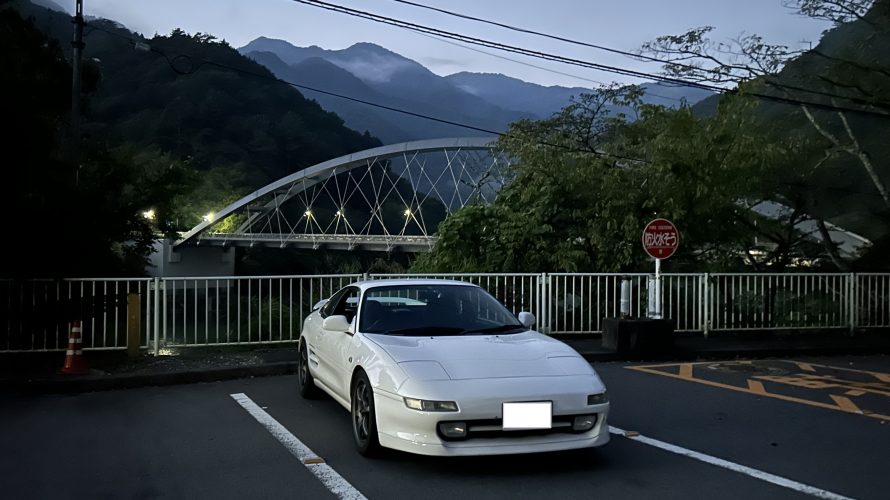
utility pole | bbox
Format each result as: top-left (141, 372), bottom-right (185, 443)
top-left (71, 0), bottom-right (84, 185)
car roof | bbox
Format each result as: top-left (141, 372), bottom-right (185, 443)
top-left (351, 279), bottom-right (480, 292)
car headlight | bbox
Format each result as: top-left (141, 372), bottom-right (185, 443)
top-left (587, 391), bottom-right (608, 405)
top-left (404, 397), bottom-right (459, 412)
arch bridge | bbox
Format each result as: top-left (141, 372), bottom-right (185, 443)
top-left (175, 137), bottom-right (510, 252)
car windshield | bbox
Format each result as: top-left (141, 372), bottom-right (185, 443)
top-left (359, 284), bottom-right (525, 336)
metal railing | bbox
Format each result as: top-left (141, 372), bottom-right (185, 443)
top-left (157, 275), bottom-right (362, 349)
top-left (707, 273), bottom-right (852, 331)
top-left (1, 278), bottom-right (153, 352)
top-left (2, 272), bottom-right (888, 352)
top-left (856, 273), bottom-right (890, 329)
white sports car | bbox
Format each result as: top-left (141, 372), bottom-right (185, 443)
top-left (298, 279), bottom-right (610, 457)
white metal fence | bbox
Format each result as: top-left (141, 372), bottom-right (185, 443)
top-left (1, 278), bottom-right (153, 352)
top-left (156, 275), bottom-right (361, 348)
top-left (2, 273), bottom-right (888, 352)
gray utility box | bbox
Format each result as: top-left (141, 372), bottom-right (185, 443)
top-left (601, 318), bottom-right (674, 355)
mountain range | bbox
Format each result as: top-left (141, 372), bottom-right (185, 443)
top-left (239, 37), bottom-right (713, 144)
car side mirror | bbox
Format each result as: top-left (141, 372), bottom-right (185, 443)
top-left (322, 315), bottom-right (351, 333)
top-left (312, 299), bottom-right (328, 311)
top-left (518, 311), bottom-right (536, 329)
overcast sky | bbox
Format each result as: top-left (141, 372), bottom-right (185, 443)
top-left (63, 0), bottom-right (832, 88)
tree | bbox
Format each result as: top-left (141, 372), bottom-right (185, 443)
top-left (415, 87), bottom-right (793, 273)
top-left (640, 0), bottom-right (890, 267)
top-left (0, 8), bottom-right (191, 277)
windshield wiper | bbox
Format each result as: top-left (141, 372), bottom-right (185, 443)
top-left (468, 324), bottom-right (526, 334)
top-left (382, 326), bottom-right (467, 336)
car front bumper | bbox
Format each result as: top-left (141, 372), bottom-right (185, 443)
top-left (373, 375), bottom-right (610, 457)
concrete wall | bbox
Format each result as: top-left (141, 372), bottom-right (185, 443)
top-left (146, 240), bottom-right (236, 277)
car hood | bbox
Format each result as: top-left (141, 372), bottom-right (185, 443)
top-left (364, 330), bottom-right (594, 380)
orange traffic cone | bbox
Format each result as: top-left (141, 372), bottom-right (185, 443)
top-left (61, 320), bottom-right (89, 375)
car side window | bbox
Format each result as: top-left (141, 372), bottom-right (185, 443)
top-left (320, 288), bottom-right (349, 318)
top-left (330, 287), bottom-right (360, 323)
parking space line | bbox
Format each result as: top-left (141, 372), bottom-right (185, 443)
top-left (230, 393), bottom-right (367, 500)
top-left (608, 426), bottom-right (854, 500)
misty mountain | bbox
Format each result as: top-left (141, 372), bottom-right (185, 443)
top-left (446, 73), bottom-right (713, 119)
top-left (241, 37), bottom-right (713, 143)
top-left (241, 38), bottom-right (530, 142)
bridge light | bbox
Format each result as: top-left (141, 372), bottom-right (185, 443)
top-left (141, 209), bottom-right (155, 221)
top-left (203, 212), bottom-right (214, 223)
top-left (404, 208), bottom-right (412, 217)
top-left (304, 209), bottom-right (313, 218)
top-left (335, 210), bottom-right (343, 217)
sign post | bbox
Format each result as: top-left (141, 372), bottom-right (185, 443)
top-left (642, 219), bottom-right (680, 319)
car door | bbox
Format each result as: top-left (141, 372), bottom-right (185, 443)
top-left (311, 287), bottom-right (350, 390)
top-left (315, 286), bottom-right (360, 400)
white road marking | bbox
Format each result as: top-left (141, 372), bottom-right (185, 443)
top-left (609, 426), bottom-right (854, 500)
top-left (231, 393), bottom-right (367, 500)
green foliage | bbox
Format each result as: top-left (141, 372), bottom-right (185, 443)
top-left (0, 8), bottom-right (190, 276)
top-left (416, 88), bottom-right (791, 273)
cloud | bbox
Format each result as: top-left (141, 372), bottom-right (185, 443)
top-left (421, 57), bottom-right (465, 68)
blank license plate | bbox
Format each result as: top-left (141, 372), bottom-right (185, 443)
top-left (502, 402), bottom-right (552, 430)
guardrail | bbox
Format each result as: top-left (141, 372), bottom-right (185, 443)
top-left (0, 278), bottom-right (153, 352)
top-left (2, 272), bottom-right (888, 352)
top-left (156, 275), bottom-right (362, 349)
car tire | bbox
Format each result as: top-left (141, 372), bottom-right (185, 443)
top-left (351, 370), bottom-right (381, 457)
top-left (298, 340), bottom-right (321, 399)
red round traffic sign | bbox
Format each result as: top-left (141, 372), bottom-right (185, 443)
top-left (642, 218), bottom-right (680, 259)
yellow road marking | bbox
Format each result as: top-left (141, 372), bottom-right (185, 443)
top-left (795, 362), bottom-right (817, 372)
top-left (829, 395), bottom-right (861, 413)
top-left (747, 379), bottom-right (767, 394)
top-left (679, 363), bottom-right (693, 379)
top-left (793, 361), bottom-right (890, 382)
top-left (626, 364), bottom-right (890, 421)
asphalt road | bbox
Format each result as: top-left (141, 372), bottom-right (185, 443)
top-left (1, 355), bottom-right (887, 500)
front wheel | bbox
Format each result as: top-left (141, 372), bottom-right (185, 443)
top-left (298, 341), bottom-right (321, 399)
top-left (351, 370), bottom-right (380, 456)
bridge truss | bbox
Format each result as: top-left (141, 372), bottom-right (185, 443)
top-left (175, 137), bottom-right (511, 252)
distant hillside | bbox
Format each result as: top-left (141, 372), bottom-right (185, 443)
top-left (446, 72), bottom-right (713, 118)
top-left (748, 5), bottom-right (888, 242)
top-left (241, 38), bottom-right (529, 143)
top-left (16, 3), bottom-right (381, 189)
top-left (241, 37), bottom-right (713, 143)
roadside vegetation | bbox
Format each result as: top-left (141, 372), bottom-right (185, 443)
top-left (416, 0), bottom-right (890, 273)
top-left (3, 0), bottom-right (887, 277)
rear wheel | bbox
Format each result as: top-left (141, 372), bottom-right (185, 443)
top-left (298, 341), bottom-right (321, 399)
top-left (351, 370), bottom-right (380, 456)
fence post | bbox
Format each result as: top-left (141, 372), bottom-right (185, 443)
top-left (702, 273), bottom-right (710, 339)
top-left (539, 273), bottom-right (548, 335)
top-left (848, 272), bottom-right (856, 336)
top-left (127, 293), bottom-right (141, 358)
top-left (153, 277), bottom-right (160, 356)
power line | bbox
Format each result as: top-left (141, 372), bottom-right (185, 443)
top-left (391, 0), bottom-right (678, 66)
top-left (84, 22), bottom-right (890, 201)
top-left (293, 0), bottom-right (721, 92)
top-left (84, 21), bottom-right (646, 164)
top-left (391, 0), bottom-right (890, 112)
top-left (293, 0), bottom-right (890, 118)
top-left (409, 30), bottom-right (688, 103)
